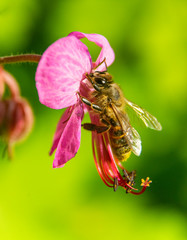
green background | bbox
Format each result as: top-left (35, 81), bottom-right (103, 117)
top-left (0, 0), bottom-right (186, 239)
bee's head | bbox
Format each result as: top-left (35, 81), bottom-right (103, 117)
top-left (89, 71), bottom-right (113, 91)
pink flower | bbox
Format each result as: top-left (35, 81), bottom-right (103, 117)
top-left (35, 32), bottom-right (151, 194)
top-left (36, 32), bottom-right (115, 168)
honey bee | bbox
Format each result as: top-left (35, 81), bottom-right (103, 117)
top-left (80, 59), bottom-right (162, 163)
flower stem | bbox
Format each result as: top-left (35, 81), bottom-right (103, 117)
top-left (0, 54), bottom-right (41, 65)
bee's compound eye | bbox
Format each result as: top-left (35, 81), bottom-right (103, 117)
top-left (95, 77), bottom-right (106, 86)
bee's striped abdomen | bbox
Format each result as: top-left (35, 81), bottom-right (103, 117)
top-left (109, 125), bottom-right (131, 161)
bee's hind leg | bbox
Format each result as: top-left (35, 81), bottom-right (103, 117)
top-left (82, 123), bottom-right (110, 134)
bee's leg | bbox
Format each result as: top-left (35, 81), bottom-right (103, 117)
top-left (77, 92), bottom-right (102, 113)
top-left (82, 123), bottom-right (110, 133)
top-left (85, 73), bottom-right (102, 92)
top-left (100, 118), bottom-right (110, 126)
top-left (82, 118), bottom-right (111, 134)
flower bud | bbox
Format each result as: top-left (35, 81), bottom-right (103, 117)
top-left (0, 67), bottom-right (34, 157)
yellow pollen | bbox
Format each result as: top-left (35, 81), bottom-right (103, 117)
top-left (141, 177), bottom-right (152, 187)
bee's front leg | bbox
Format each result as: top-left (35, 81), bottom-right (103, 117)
top-left (85, 73), bottom-right (102, 92)
top-left (77, 92), bottom-right (102, 113)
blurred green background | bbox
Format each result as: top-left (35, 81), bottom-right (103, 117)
top-left (0, 0), bottom-right (187, 239)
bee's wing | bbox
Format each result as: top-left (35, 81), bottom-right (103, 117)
top-left (124, 98), bottom-right (162, 131)
top-left (127, 125), bottom-right (142, 156)
top-left (110, 103), bottom-right (142, 156)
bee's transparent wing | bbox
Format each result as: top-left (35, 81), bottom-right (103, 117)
top-left (124, 98), bottom-right (162, 131)
top-left (110, 103), bottom-right (142, 156)
top-left (129, 127), bottom-right (142, 156)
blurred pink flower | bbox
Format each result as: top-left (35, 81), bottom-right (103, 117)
top-left (36, 32), bottom-right (115, 168)
top-left (0, 67), bottom-right (34, 157)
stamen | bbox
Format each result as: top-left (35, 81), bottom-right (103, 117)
top-left (113, 177), bottom-right (118, 192)
top-left (129, 177), bottom-right (152, 195)
top-left (141, 177), bottom-right (152, 187)
top-left (90, 111), bottom-right (152, 195)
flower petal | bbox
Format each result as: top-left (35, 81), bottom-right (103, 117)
top-left (36, 36), bottom-right (92, 109)
top-left (49, 106), bottom-right (73, 155)
top-left (13, 97), bottom-right (34, 142)
top-left (69, 32), bottom-right (115, 71)
top-left (0, 67), bottom-right (5, 98)
top-left (53, 101), bottom-right (84, 168)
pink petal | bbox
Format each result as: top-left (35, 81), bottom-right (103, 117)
top-left (53, 101), bottom-right (84, 168)
top-left (12, 97), bottom-right (34, 142)
top-left (69, 32), bottom-right (115, 71)
top-left (0, 67), bottom-right (5, 98)
top-left (0, 68), bottom-right (20, 98)
top-left (49, 106), bottom-right (73, 155)
top-left (35, 36), bottom-right (92, 109)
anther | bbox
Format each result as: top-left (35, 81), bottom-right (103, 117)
top-left (113, 177), bottom-right (118, 192)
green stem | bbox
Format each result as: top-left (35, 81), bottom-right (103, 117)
top-left (0, 54), bottom-right (41, 65)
